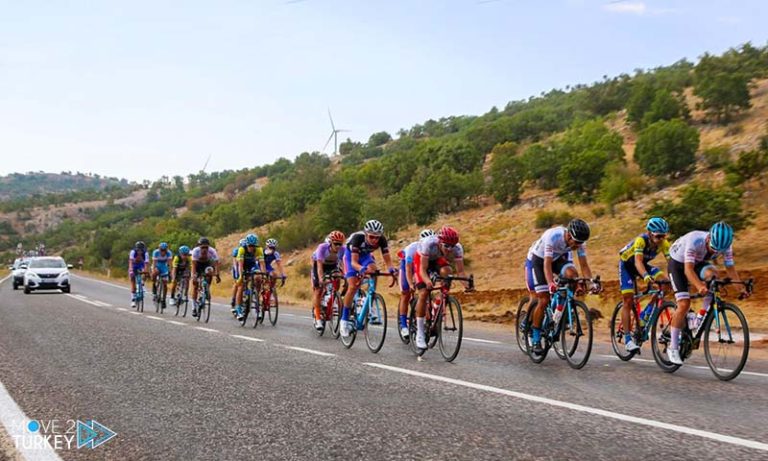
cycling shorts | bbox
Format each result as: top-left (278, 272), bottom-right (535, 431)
top-left (312, 261), bottom-right (340, 289)
top-left (668, 259), bottom-right (716, 301)
top-left (413, 253), bottom-right (449, 290)
top-left (619, 260), bottom-right (662, 295)
top-left (525, 255), bottom-right (575, 293)
top-left (343, 251), bottom-right (375, 279)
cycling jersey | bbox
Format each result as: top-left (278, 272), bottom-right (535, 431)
top-left (129, 249), bottom-right (149, 265)
top-left (619, 234), bottom-right (670, 263)
top-left (172, 255), bottom-right (190, 270)
top-left (236, 245), bottom-right (264, 272)
top-left (416, 235), bottom-right (464, 261)
top-left (152, 249), bottom-right (173, 266)
top-left (669, 231), bottom-right (734, 267)
top-left (264, 249), bottom-right (281, 273)
top-left (312, 242), bottom-right (345, 266)
top-left (191, 247), bottom-right (219, 263)
top-left (346, 231), bottom-right (389, 257)
top-left (397, 242), bottom-right (420, 292)
top-left (527, 227), bottom-right (586, 260)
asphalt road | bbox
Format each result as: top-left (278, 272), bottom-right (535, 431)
top-left (0, 273), bottom-right (767, 460)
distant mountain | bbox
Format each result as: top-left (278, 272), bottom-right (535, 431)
top-left (0, 172), bottom-right (131, 201)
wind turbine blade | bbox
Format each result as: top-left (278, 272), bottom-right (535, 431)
top-left (335, 129), bottom-right (351, 133)
top-left (327, 108), bottom-right (336, 131)
top-left (322, 132), bottom-right (335, 152)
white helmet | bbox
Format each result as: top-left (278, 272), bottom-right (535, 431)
top-left (419, 229), bottom-right (434, 239)
top-left (364, 219), bottom-right (384, 236)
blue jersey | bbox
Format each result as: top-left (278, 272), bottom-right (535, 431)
top-left (152, 249), bottom-right (173, 266)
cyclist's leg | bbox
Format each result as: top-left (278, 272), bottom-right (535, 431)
top-left (620, 261), bottom-right (637, 344)
top-left (398, 258), bottom-right (411, 331)
top-left (530, 256), bottom-right (552, 347)
top-left (312, 261), bottom-right (323, 321)
top-left (524, 258), bottom-right (538, 313)
top-left (231, 262), bottom-right (239, 306)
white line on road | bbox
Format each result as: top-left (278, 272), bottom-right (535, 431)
top-left (70, 274), bottom-right (129, 291)
top-left (0, 380), bottom-right (63, 461)
top-left (146, 316), bottom-right (163, 321)
top-left (195, 327), bottom-right (219, 333)
top-left (465, 337), bottom-right (503, 344)
top-left (284, 346), bottom-right (335, 357)
top-left (281, 313), bottom-right (296, 317)
top-left (116, 307), bottom-right (128, 312)
top-left (0, 274), bottom-right (12, 285)
top-left (597, 354), bottom-right (768, 378)
top-left (230, 335), bottom-right (265, 342)
top-left (365, 363), bottom-right (768, 452)
top-left (129, 312), bottom-right (141, 315)
top-left (65, 293), bottom-right (103, 307)
top-left (166, 320), bottom-right (186, 326)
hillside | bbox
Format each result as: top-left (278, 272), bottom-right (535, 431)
top-left (0, 172), bottom-right (130, 201)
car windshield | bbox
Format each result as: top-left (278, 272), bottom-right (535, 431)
top-left (29, 259), bottom-right (66, 269)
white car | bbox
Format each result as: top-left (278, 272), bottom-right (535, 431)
top-left (23, 257), bottom-right (72, 294)
top-left (10, 258), bottom-right (29, 290)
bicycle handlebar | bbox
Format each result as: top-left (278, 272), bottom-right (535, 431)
top-left (432, 274), bottom-right (475, 293)
top-left (706, 277), bottom-right (754, 300)
top-left (360, 270), bottom-right (397, 288)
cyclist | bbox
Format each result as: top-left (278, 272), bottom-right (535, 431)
top-left (169, 245), bottom-right (191, 306)
top-left (618, 217), bottom-right (671, 352)
top-left (413, 226), bottom-right (467, 349)
top-left (233, 233), bottom-right (266, 320)
top-left (128, 241), bottom-right (149, 307)
top-left (525, 218), bottom-right (597, 355)
top-left (190, 237), bottom-right (221, 318)
top-left (666, 221), bottom-right (749, 365)
top-left (151, 242), bottom-right (173, 303)
top-left (398, 229), bottom-right (434, 340)
top-left (231, 238), bottom-right (246, 312)
top-left (264, 238), bottom-right (287, 286)
top-left (311, 231), bottom-right (346, 331)
top-left (340, 219), bottom-right (397, 338)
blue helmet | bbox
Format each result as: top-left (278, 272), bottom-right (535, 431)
top-left (179, 245), bottom-right (190, 255)
top-left (245, 234), bottom-right (258, 246)
top-left (646, 217), bottom-right (669, 235)
top-left (159, 242), bottom-right (169, 250)
top-left (239, 238), bottom-right (246, 247)
top-left (709, 221), bottom-right (734, 252)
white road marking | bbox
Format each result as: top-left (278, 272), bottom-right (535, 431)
top-left (0, 381), bottom-right (64, 461)
top-left (284, 346), bottom-right (335, 357)
top-left (129, 311), bottom-right (141, 315)
top-left (166, 320), bottom-right (187, 326)
top-left (465, 337), bottom-right (503, 344)
top-left (281, 313), bottom-right (296, 317)
top-left (0, 274), bottom-right (12, 284)
top-left (65, 293), bottom-right (103, 307)
top-left (195, 327), bottom-right (219, 333)
top-left (597, 354), bottom-right (768, 378)
top-left (230, 335), bottom-right (265, 342)
top-left (91, 300), bottom-right (113, 307)
top-left (70, 273), bottom-right (129, 290)
top-left (116, 307), bottom-right (128, 312)
top-left (365, 363), bottom-right (768, 452)
top-left (146, 316), bottom-right (163, 321)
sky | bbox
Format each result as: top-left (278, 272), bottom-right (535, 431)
top-left (1, 0), bottom-right (766, 182)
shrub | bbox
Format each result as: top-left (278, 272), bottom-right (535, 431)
top-left (725, 149), bottom-right (768, 185)
top-left (598, 162), bottom-right (647, 213)
top-left (635, 119), bottom-right (700, 176)
top-left (702, 146), bottom-right (732, 170)
top-left (488, 142), bottom-right (525, 208)
top-left (535, 210), bottom-right (575, 229)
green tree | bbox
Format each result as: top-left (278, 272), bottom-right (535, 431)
top-left (314, 184), bottom-right (366, 235)
top-left (598, 162), bottom-right (647, 214)
top-left (635, 119), bottom-right (699, 176)
top-left (626, 79), bottom-right (656, 124)
top-left (557, 149), bottom-right (611, 204)
top-left (522, 143), bottom-right (561, 189)
top-left (694, 53), bottom-right (752, 123)
top-left (368, 131), bottom-right (392, 147)
top-left (641, 89), bottom-right (689, 127)
top-left (488, 142), bottom-right (525, 208)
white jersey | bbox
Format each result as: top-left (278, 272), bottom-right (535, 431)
top-left (527, 226), bottom-right (586, 260)
top-left (191, 246), bottom-right (219, 263)
top-left (416, 235), bottom-right (464, 261)
top-left (669, 231), bottom-right (734, 267)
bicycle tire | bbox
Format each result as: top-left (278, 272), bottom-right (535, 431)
top-left (408, 299), bottom-right (426, 356)
top-left (610, 301), bottom-right (638, 361)
top-left (525, 307), bottom-right (548, 363)
top-left (397, 297), bottom-right (415, 345)
top-left (330, 292), bottom-right (341, 339)
top-left (703, 302), bottom-right (750, 381)
top-left (650, 301), bottom-right (680, 373)
top-left (340, 311), bottom-right (357, 349)
top-left (438, 295), bottom-right (463, 362)
top-left (268, 289), bottom-right (278, 326)
top-left (561, 300), bottom-right (593, 369)
top-left (204, 289), bottom-right (211, 323)
top-left (364, 293), bottom-right (387, 353)
top-left (159, 280), bottom-right (167, 314)
top-left (515, 296), bottom-right (536, 353)
top-left (256, 292), bottom-right (266, 326)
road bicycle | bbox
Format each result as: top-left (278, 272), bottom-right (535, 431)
top-left (253, 272), bottom-right (280, 327)
top-left (153, 272), bottom-right (170, 314)
top-left (315, 271), bottom-right (344, 338)
top-left (194, 270), bottom-right (214, 323)
top-left (408, 274), bottom-right (474, 362)
top-left (609, 280), bottom-right (674, 361)
top-left (174, 272), bottom-right (190, 317)
top-left (340, 271), bottom-right (395, 353)
top-left (651, 278), bottom-right (753, 381)
top-left (134, 272), bottom-right (145, 312)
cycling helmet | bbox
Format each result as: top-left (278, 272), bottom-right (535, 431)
top-left (646, 217), bottom-right (669, 235)
top-left (135, 241), bottom-right (146, 250)
top-left (567, 219), bottom-right (591, 243)
top-left (245, 234), bottom-right (258, 246)
top-left (327, 230), bottom-right (345, 244)
top-left (266, 238), bottom-right (278, 248)
top-left (197, 237), bottom-right (210, 246)
top-left (419, 229), bottom-right (435, 239)
top-left (709, 221), bottom-right (734, 252)
top-left (179, 245), bottom-right (190, 255)
top-left (363, 219), bottom-right (384, 236)
top-left (437, 226), bottom-right (459, 246)
top-left (239, 238), bottom-right (246, 247)
top-left (159, 242), bottom-right (168, 250)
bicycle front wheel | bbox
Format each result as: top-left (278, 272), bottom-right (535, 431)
top-left (610, 301), bottom-right (638, 361)
top-left (515, 297), bottom-right (535, 353)
top-left (650, 301), bottom-right (680, 373)
top-left (561, 300), bottom-right (593, 369)
top-left (364, 294), bottom-right (387, 353)
top-left (330, 293), bottom-right (341, 339)
top-left (268, 290), bottom-right (279, 326)
top-left (408, 300), bottom-right (425, 357)
top-left (703, 303), bottom-right (750, 381)
top-left (438, 296), bottom-right (463, 362)
top-left (203, 291), bottom-right (211, 323)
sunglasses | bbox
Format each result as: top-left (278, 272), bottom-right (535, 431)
top-left (366, 234), bottom-right (381, 241)
top-left (651, 233), bottom-right (667, 240)
top-left (331, 242), bottom-right (342, 247)
top-left (441, 243), bottom-right (455, 249)
top-left (247, 244), bottom-right (255, 248)
top-left (200, 246), bottom-right (209, 250)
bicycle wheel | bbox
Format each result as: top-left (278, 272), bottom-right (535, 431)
top-left (240, 291), bottom-right (251, 327)
top-left (650, 301), bottom-right (680, 373)
top-left (175, 290), bottom-right (181, 316)
top-left (256, 293), bottom-right (266, 325)
top-left (268, 290), bottom-right (279, 326)
top-left (340, 309), bottom-right (357, 349)
top-left (398, 298), bottom-right (415, 345)
top-left (525, 308), bottom-right (548, 363)
top-left (438, 296), bottom-right (463, 362)
top-left (330, 292), bottom-right (341, 339)
top-left (610, 301), bottom-right (638, 361)
top-left (703, 303), bottom-right (750, 381)
top-left (364, 294), bottom-right (387, 353)
top-left (515, 297), bottom-right (536, 353)
top-left (159, 281), bottom-right (167, 314)
top-left (561, 300), bottom-right (592, 369)
top-left (408, 300), bottom-right (426, 356)
top-left (203, 289), bottom-right (211, 323)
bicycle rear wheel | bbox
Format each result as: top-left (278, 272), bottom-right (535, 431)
top-left (515, 297), bottom-right (535, 353)
top-left (703, 303), bottom-right (750, 381)
top-left (240, 291), bottom-right (251, 326)
top-left (203, 290), bottom-right (211, 323)
top-left (398, 298), bottom-right (416, 344)
top-left (340, 312), bottom-right (357, 349)
top-left (159, 281), bottom-right (167, 313)
top-left (408, 301), bottom-right (426, 357)
top-left (438, 296), bottom-right (463, 362)
top-left (561, 300), bottom-right (593, 369)
top-left (525, 308), bottom-right (549, 363)
top-left (330, 293), bottom-right (341, 339)
top-left (268, 290), bottom-right (279, 326)
top-left (650, 301), bottom-right (680, 373)
top-left (364, 294), bottom-right (387, 353)
top-left (610, 301), bottom-right (638, 361)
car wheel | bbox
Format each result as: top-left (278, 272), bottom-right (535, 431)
top-left (13, 282), bottom-right (18, 290)
top-left (24, 285), bottom-right (31, 294)
top-left (62, 287), bottom-right (71, 293)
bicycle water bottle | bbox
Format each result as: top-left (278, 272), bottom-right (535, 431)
top-left (693, 306), bottom-right (709, 330)
top-left (322, 287), bottom-right (331, 306)
top-left (686, 312), bottom-right (698, 330)
top-left (551, 297), bottom-right (564, 324)
top-left (432, 296), bottom-right (442, 314)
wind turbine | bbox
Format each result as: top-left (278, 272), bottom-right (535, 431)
top-left (322, 109), bottom-right (350, 155)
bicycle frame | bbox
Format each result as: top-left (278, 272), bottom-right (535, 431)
top-left (135, 273), bottom-right (145, 301)
top-left (321, 274), bottom-right (344, 320)
top-left (685, 278), bottom-right (753, 352)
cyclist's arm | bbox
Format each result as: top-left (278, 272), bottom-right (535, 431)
top-left (382, 251), bottom-right (394, 272)
top-left (455, 259), bottom-right (467, 278)
top-left (317, 262), bottom-right (326, 283)
top-left (350, 252), bottom-right (362, 272)
top-left (684, 261), bottom-right (706, 293)
top-left (275, 260), bottom-right (286, 278)
top-left (725, 265), bottom-right (741, 282)
top-left (577, 253), bottom-right (593, 279)
top-left (190, 259), bottom-right (197, 276)
top-left (406, 262), bottom-right (414, 287)
top-left (543, 255), bottom-right (555, 285)
top-left (418, 256), bottom-right (430, 287)
top-left (633, 254), bottom-right (649, 280)
top-left (259, 259), bottom-right (267, 274)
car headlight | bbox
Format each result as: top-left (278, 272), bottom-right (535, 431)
top-left (27, 272), bottom-right (40, 280)
top-left (59, 271), bottom-right (70, 278)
